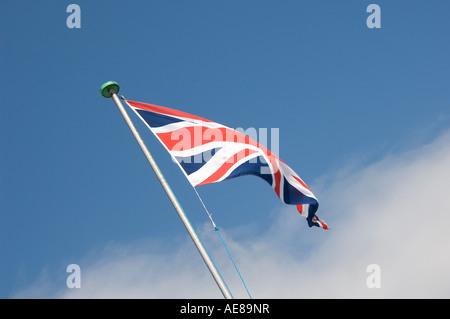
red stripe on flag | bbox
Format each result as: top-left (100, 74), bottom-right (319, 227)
top-left (156, 126), bottom-right (227, 151)
top-left (292, 175), bottom-right (311, 191)
top-left (273, 169), bottom-right (281, 198)
top-left (156, 126), bottom-right (265, 152)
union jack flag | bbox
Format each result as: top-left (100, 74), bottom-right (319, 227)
top-left (124, 99), bottom-right (328, 229)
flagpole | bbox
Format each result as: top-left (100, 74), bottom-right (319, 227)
top-left (100, 81), bottom-right (233, 299)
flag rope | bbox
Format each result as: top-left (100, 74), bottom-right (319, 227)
top-left (192, 187), bottom-right (253, 299)
top-left (181, 202), bottom-right (234, 299)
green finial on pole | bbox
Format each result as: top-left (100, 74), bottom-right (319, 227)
top-left (100, 81), bottom-right (120, 98)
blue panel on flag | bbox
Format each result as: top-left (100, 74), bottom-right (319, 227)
top-left (137, 109), bottom-right (184, 128)
top-left (223, 155), bottom-right (273, 186)
top-left (176, 148), bottom-right (221, 175)
top-left (282, 177), bottom-right (318, 206)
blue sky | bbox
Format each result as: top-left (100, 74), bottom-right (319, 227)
top-left (1, 1), bottom-right (450, 298)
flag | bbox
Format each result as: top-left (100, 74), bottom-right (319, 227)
top-left (124, 99), bottom-right (328, 229)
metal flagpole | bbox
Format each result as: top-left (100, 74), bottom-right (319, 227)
top-left (100, 81), bottom-right (233, 299)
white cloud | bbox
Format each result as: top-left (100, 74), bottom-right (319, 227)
top-left (14, 131), bottom-right (450, 298)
